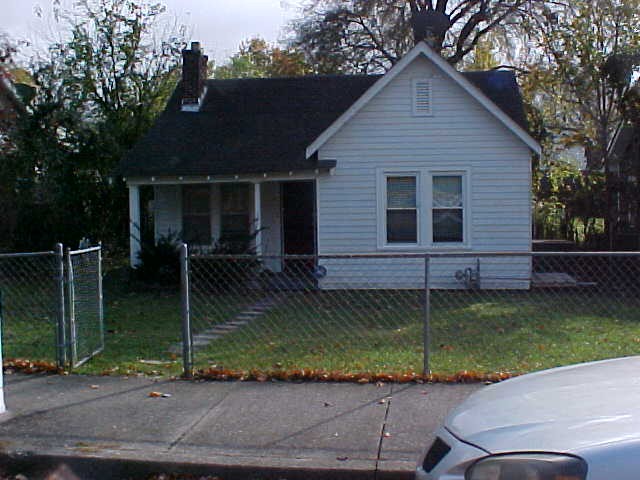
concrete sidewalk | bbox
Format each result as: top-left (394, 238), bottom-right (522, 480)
top-left (0, 374), bottom-right (480, 480)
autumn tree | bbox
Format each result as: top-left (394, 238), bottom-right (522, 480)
top-left (3, 0), bottom-right (186, 250)
top-left (214, 37), bottom-right (311, 79)
top-left (523, 0), bottom-right (640, 247)
top-left (290, 0), bottom-right (537, 73)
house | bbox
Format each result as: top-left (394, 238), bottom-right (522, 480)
top-left (120, 40), bottom-right (540, 289)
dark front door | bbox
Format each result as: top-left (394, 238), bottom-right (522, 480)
top-left (281, 181), bottom-right (316, 256)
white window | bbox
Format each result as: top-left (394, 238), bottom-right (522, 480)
top-left (432, 175), bottom-right (464, 243)
top-left (412, 79), bottom-right (432, 116)
top-left (386, 175), bottom-right (418, 244)
top-left (378, 169), bottom-right (469, 249)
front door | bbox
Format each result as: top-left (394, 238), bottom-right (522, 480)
top-left (281, 181), bottom-right (316, 259)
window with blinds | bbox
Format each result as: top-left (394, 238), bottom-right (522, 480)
top-left (386, 176), bottom-right (418, 244)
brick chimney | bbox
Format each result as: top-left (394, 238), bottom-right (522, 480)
top-left (411, 10), bottom-right (451, 51)
top-left (181, 42), bottom-right (208, 111)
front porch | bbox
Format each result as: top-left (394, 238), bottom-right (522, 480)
top-left (127, 177), bottom-right (319, 272)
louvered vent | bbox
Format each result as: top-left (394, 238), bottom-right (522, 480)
top-left (413, 79), bottom-right (432, 116)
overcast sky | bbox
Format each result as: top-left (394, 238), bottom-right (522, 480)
top-left (0, 0), bottom-right (302, 65)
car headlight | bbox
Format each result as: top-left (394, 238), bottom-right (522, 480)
top-left (466, 453), bottom-right (587, 480)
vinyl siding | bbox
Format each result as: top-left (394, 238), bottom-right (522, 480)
top-left (317, 56), bottom-right (532, 289)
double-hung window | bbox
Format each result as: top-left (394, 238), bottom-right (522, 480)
top-left (220, 184), bottom-right (250, 241)
top-left (432, 175), bottom-right (464, 243)
top-left (386, 175), bottom-right (418, 244)
top-left (182, 185), bottom-right (211, 245)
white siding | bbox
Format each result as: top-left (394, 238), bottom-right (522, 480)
top-left (317, 56), bottom-right (532, 289)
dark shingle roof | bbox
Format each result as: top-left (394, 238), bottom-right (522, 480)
top-left (120, 71), bottom-right (528, 177)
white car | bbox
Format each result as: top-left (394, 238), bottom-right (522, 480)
top-left (416, 356), bottom-right (640, 480)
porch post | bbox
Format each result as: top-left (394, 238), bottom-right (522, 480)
top-left (129, 185), bottom-right (142, 267)
top-left (254, 182), bottom-right (262, 256)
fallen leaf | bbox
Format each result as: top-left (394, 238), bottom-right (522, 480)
top-left (357, 378), bottom-right (369, 384)
top-left (90, 385), bottom-right (99, 390)
top-left (148, 391), bottom-right (163, 398)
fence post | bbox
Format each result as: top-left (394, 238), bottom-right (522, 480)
top-left (180, 244), bottom-right (193, 378)
top-left (66, 248), bottom-right (77, 368)
top-left (55, 243), bottom-right (67, 369)
top-left (97, 243), bottom-right (105, 351)
top-left (423, 254), bottom-right (431, 376)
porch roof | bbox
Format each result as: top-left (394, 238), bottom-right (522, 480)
top-left (119, 72), bottom-right (528, 178)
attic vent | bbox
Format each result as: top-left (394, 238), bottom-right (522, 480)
top-left (413, 79), bottom-right (432, 116)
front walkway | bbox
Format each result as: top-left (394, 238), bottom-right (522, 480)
top-left (0, 374), bottom-right (480, 479)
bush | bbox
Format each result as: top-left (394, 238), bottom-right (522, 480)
top-left (134, 232), bottom-right (181, 286)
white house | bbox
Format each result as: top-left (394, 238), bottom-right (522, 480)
top-left (119, 41), bottom-right (540, 289)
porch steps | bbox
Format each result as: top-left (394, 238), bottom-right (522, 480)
top-left (168, 296), bottom-right (281, 355)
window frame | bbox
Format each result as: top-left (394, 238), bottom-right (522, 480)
top-left (182, 185), bottom-right (212, 246)
top-left (384, 173), bottom-right (420, 246)
top-left (220, 183), bottom-right (251, 241)
top-left (377, 167), bottom-right (471, 250)
top-left (429, 172), bottom-right (467, 247)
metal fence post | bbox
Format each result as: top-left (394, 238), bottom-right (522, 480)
top-left (97, 243), bottom-right (105, 351)
top-left (66, 248), bottom-right (77, 368)
top-left (423, 254), bottom-right (431, 376)
top-left (180, 244), bottom-right (193, 378)
top-left (55, 243), bottom-right (67, 369)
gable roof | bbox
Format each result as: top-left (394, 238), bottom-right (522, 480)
top-left (120, 64), bottom-right (532, 178)
top-left (306, 42), bottom-right (540, 158)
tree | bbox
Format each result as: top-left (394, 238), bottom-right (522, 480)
top-left (2, 0), bottom-right (186, 250)
top-left (290, 0), bottom-right (537, 73)
top-left (214, 37), bottom-right (311, 79)
top-left (523, 0), bottom-right (640, 247)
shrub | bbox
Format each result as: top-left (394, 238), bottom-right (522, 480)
top-left (134, 232), bottom-right (181, 286)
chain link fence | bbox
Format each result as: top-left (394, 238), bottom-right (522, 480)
top-left (0, 245), bottom-right (103, 369)
top-left (181, 248), bottom-right (640, 377)
top-left (0, 251), bottom-right (60, 363)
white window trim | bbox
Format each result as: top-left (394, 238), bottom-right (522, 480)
top-left (376, 167), bottom-right (472, 251)
top-left (378, 170), bottom-right (421, 248)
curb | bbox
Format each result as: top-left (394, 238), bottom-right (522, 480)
top-left (0, 449), bottom-right (415, 480)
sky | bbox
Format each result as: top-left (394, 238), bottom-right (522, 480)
top-left (0, 0), bottom-right (302, 65)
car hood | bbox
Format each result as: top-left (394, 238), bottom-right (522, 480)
top-left (446, 356), bottom-right (640, 454)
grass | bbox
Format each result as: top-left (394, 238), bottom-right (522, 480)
top-left (193, 289), bottom-right (640, 376)
top-left (3, 273), bottom-right (640, 377)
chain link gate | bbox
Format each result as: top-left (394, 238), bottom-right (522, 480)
top-left (0, 244), bottom-right (104, 369)
top-left (66, 246), bottom-right (105, 368)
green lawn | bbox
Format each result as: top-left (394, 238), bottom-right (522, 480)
top-left (191, 288), bottom-right (640, 376)
top-left (4, 279), bottom-right (640, 377)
